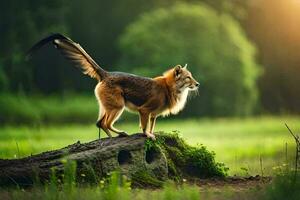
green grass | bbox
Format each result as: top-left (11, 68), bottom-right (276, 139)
top-left (0, 116), bottom-right (299, 175)
top-left (1, 176), bottom-right (201, 200)
top-left (1, 170), bottom-right (202, 200)
top-left (0, 93), bottom-right (138, 125)
top-left (0, 93), bottom-right (99, 125)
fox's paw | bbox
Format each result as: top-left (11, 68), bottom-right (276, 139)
top-left (118, 132), bottom-right (129, 137)
top-left (96, 120), bottom-right (101, 128)
top-left (145, 133), bottom-right (156, 141)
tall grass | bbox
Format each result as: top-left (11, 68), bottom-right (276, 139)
top-left (2, 169), bottom-right (200, 200)
top-left (1, 159), bottom-right (299, 200)
top-left (256, 170), bottom-right (300, 200)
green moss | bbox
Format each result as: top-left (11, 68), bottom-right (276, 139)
top-left (131, 170), bottom-right (164, 188)
top-left (149, 132), bottom-right (229, 180)
top-left (144, 135), bottom-right (165, 152)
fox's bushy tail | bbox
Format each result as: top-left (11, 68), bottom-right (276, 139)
top-left (27, 33), bottom-right (107, 81)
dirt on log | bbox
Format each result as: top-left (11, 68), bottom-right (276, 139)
top-left (0, 134), bottom-right (168, 187)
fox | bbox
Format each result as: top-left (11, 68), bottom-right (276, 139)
top-left (27, 33), bottom-right (199, 140)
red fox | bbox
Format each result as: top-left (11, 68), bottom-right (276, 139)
top-left (27, 34), bottom-right (199, 140)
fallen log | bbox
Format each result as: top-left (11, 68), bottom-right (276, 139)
top-left (0, 132), bottom-right (229, 188)
top-left (0, 133), bottom-right (168, 187)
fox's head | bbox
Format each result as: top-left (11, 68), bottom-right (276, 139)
top-left (173, 64), bottom-right (199, 92)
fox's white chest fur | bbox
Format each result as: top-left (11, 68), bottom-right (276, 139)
top-left (170, 89), bottom-right (189, 114)
top-left (162, 89), bottom-right (189, 116)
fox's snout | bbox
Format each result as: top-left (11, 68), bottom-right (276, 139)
top-left (189, 79), bottom-right (199, 90)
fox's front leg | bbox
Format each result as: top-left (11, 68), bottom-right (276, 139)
top-left (139, 111), bottom-right (156, 140)
top-left (149, 115), bottom-right (157, 135)
top-left (139, 117), bottom-right (142, 130)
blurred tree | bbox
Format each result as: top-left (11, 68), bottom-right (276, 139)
top-left (119, 3), bottom-right (261, 117)
top-left (200, 0), bottom-right (249, 20)
top-left (244, 0), bottom-right (300, 113)
top-left (0, 61), bottom-right (8, 92)
top-left (66, 0), bottom-right (249, 70)
top-left (0, 0), bottom-right (249, 96)
top-left (0, 0), bottom-right (68, 93)
top-left (1, 0), bottom-right (298, 116)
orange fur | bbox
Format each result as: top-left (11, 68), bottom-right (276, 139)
top-left (95, 65), bottom-right (199, 140)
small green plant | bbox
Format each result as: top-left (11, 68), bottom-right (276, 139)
top-left (101, 171), bottom-right (132, 200)
top-left (46, 168), bottom-right (59, 199)
top-left (80, 162), bottom-right (99, 185)
top-left (144, 135), bottom-right (165, 152)
top-left (240, 167), bottom-right (250, 176)
top-left (62, 159), bottom-right (77, 192)
top-left (153, 181), bottom-right (200, 200)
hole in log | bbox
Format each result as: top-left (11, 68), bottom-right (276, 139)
top-left (145, 148), bottom-right (160, 164)
top-left (118, 150), bottom-right (132, 165)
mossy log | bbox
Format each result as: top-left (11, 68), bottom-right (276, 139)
top-left (0, 134), bottom-right (168, 187)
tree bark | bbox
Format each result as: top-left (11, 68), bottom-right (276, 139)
top-left (0, 134), bottom-right (168, 187)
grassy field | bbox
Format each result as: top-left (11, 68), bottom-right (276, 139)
top-left (0, 116), bottom-right (299, 175)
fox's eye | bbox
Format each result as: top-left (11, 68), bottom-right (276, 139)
top-left (185, 77), bottom-right (191, 82)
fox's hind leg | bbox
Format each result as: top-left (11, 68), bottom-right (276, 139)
top-left (95, 98), bottom-right (112, 139)
top-left (99, 84), bottom-right (128, 137)
top-left (106, 108), bottom-right (128, 137)
top-left (95, 83), bottom-right (112, 139)
top-left (96, 113), bottom-right (112, 138)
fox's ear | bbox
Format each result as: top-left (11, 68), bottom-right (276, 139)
top-left (174, 65), bottom-right (182, 77)
top-left (183, 63), bottom-right (187, 69)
